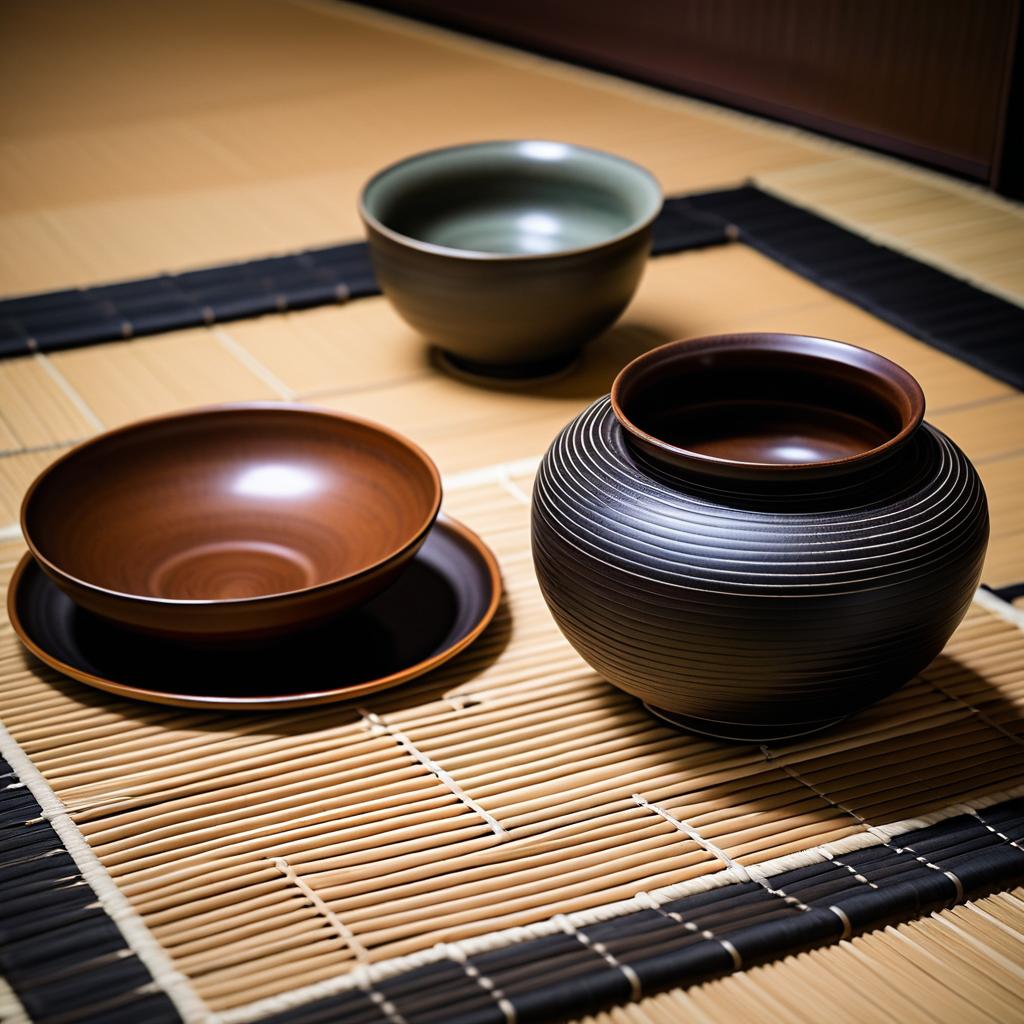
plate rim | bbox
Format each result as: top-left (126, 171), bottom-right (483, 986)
top-left (7, 514), bottom-right (502, 710)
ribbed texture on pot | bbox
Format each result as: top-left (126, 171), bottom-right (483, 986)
top-left (531, 397), bottom-right (989, 732)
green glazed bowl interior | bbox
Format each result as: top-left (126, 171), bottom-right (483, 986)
top-left (360, 140), bottom-right (662, 258)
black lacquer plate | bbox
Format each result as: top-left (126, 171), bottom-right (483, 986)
top-left (9, 515), bottom-right (500, 709)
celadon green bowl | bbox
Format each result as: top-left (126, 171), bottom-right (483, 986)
top-left (359, 140), bottom-right (662, 378)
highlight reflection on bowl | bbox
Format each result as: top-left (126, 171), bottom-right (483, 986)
top-left (21, 403), bottom-right (442, 643)
top-left (359, 139), bottom-right (662, 378)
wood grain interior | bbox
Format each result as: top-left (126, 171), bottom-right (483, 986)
top-left (0, 1), bottom-right (1022, 1020)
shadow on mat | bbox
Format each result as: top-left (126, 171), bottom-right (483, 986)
top-left (438, 319), bottom-right (679, 401)
top-left (16, 591), bottom-right (513, 737)
top-left (20, 626), bottom-right (1019, 838)
top-left (696, 652), bottom-right (1024, 827)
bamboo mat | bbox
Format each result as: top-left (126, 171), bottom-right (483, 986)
top-left (580, 887), bottom-right (1024, 1024)
top-left (1, 462), bottom-right (1024, 1019)
top-left (2, 464), bottom-right (1024, 1024)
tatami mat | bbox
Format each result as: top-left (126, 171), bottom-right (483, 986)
top-left (4, 1), bottom-right (1020, 308)
top-left (1, 2), bottom-right (1022, 1022)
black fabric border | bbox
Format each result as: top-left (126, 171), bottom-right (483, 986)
top-left (0, 206), bottom-right (726, 360)
top-left (258, 798), bottom-right (1024, 1024)
top-left (0, 755), bottom-right (182, 1024)
top-left (1, 187), bottom-right (1020, 390)
top-left (984, 581), bottom-right (1024, 604)
top-left (683, 186), bottom-right (1024, 390)
top-left (1, 759), bottom-right (1022, 1022)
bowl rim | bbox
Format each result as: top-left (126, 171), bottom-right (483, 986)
top-left (6, 514), bottom-right (502, 709)
top-left (358, 139), bottom-right (663, 261)
top-left (20, 401), bottom-right (443, 607)
top-left (610, 332), bottom-right (926, 478)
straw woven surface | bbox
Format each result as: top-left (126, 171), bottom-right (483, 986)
top-left (1, 2), bottom-right (1023, 1021)
top-left (3, 0), bottom-right (1022, 304)
top-left (581, 887), bottom-right (1024, 1024)
top-left (2, 462), bottom-right (1024, 1016)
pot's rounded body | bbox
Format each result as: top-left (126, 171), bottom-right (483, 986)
top-left (532, 395), bottom-right (988, 738)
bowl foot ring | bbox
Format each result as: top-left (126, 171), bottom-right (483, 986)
top-left (643, 703), bottom-right (846, 743)
top-left (432, 347), bottom-right (580, 385)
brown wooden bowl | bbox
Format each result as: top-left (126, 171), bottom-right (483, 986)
top-left (21, 403), bottom-right (442, 643)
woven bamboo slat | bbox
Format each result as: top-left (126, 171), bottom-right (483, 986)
top-left (579, 888), bottom-right (1024, 1024)
top-left (1, 469), bottom-right (1022, 1012)
top-left (2, 2), bottom-right (1022, 1021)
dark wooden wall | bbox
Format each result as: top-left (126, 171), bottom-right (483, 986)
top-left (364, 0), bottom-right (1022, 193)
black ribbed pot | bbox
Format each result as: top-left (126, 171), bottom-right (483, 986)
top-left (531, 333), bottom-right (989, 741)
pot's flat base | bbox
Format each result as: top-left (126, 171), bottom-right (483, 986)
top-left (432, 346), bottom-right (580, 385)
top-left (644, 703), bottom-right (846, 743)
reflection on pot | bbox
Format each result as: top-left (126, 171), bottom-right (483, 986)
top-left (531, 334), bottom-right (989, 741)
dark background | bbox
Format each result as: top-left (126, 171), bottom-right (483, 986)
top-left (362, 0), bottom-right (1023, 195)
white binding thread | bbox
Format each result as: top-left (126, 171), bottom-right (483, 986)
top-left (32, 352), bottom-right (104, 431)
top-left (825, 854), bottom-right (879, 891)
top-left (970, 808), bottom-right (1024, 854)
top-left (920, 670), bottom-right (1024, 749)
top-left (212, 326), bottom-right (295, 399)
top-left (348, 964), bottom-right (409, 1024)
top-left (271, 857), bottom-right (368, 962)
top-left (444, 942), bottom-right (518, 1024)
top-left (633, 793), bottom-right (810, 912)
top-left (496, 464), bottom-right (532, 506)
top-left (213, 783), bottom-right (1024, 1024)
top-left (829, 904), bottom-right (853, 940)
top-left (553, 914), bottom-right (642, 1001)
top-left (443, 692), bottom-right (481, 712)
top-left (441, 456), bottom-right (543, 493)
top-left (634, 890), bottom-right (743, 969)
top-left (761, 745), bottom-right (966, 903)
top-left (632, 794), bottom-right (743, 873)
top-left (359, 708), bottom-right (508, 839)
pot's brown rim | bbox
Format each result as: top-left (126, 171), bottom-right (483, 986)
top-left (6, 515), bottom-right (502, 710)
top-left (20, 401), bottom-right (443, 608)
top-left (358, 139), bottom-right (663, 262)
top-left (609, 333), bottom-right (926, 476)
